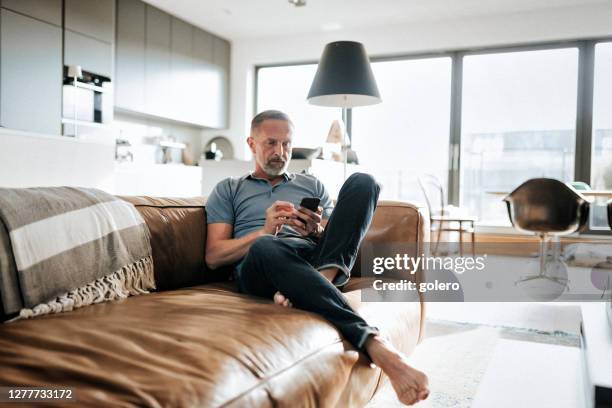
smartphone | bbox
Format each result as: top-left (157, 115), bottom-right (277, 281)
top-left (300, 197), bottom-right (320, 212)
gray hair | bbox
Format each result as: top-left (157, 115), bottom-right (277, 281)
top-left (250, 110), bottom-right (294, 136)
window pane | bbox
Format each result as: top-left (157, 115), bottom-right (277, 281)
top-left (590, 42), bottom-right (612, 230)
top-left (352, 57), bottom-right (452, 203)
top-left (256, 65), bottom-right (342, 148)
top-left (461, 48), bottom-right (579, 225)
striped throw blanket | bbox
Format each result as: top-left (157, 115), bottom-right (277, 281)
top-left (0, 187), bottom-right (155, 321)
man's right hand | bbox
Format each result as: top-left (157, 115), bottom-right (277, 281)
top-left (263, 201), bottom-right (296, 234)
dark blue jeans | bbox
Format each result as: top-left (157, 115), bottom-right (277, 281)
top-left (236, 173), bottom-right (381, 351)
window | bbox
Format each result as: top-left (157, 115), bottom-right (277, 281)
top-left (590, 42), bottom-right (612, 230)
top-left (351, 57), bottom-right (452, 203)
top-left (256, 64), bottom-right (342, 149)
top-left (460, 48), bottom-right (579, 225)
top-left (256, 39), bottom-right (612, 233)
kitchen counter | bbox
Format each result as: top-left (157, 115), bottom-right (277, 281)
top-left (0, 126), bottom-right (116, 145)
top-left (0, 128), bottom-right (202, 198)
top-left (0, 127), bottom-right (115, 191)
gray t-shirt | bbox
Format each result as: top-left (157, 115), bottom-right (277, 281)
top-left (205, 172), bottom-right (334, 238)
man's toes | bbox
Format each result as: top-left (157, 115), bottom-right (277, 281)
top-left (273, 291), bottom-right (286, 305)
top-left (411, 370), bottom-right (428, 388)
top-left (418, 388), bottom-right (430, 400)
top-left (397, 388), bottom-right (418, 405)
top-left (418, 376), bottom-right (429, 392)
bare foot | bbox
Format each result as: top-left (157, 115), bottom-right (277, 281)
top-left (273, 291), bottom-right (292, 308)
top-left (365, 336), bottom-right (429, 405)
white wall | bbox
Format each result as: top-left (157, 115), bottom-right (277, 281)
top-left (201, 2), bottom-right (612, 160)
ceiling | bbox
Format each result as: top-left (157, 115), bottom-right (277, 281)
top-left (143, 0), bottom-right (611, 41)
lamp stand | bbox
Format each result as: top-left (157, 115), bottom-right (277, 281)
top-left (341, 107), bottom-right (353, 181)
top-left (73, 74), bottom-right (78, 138)
top-left (307, 41), bottom-right (380, 182)
top-left (342, 108), bottom-right (348, 181)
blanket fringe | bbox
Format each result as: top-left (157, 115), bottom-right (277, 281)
top-left (10, 256), bottom-right (155, 322)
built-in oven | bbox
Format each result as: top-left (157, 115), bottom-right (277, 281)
top-left (62, 65), bottom-right (113, 137)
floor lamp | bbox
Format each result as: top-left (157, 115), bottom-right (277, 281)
top-left (307, 41), bottom-right (381, 180)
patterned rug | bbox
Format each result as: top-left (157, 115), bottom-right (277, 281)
top-left (366, 319), bottom-right (580, 408)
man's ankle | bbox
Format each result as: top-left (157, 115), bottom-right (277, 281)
top-left (319, 267), bottom-right (338, 282)
top-left (365, 335), bottom-right (397, 363)
top-left (364, 335), bottom-right (383, 356)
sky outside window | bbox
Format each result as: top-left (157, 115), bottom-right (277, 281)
top-left (461, 48), bottom-right (579, 225)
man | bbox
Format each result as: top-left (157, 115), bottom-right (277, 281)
top-left (205, 110), bottom-right (429, 405)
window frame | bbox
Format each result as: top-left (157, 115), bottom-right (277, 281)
top-left (254, 36), bottom-right (612, 234)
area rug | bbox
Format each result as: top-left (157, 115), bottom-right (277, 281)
top-left (425, 302), bottom-right (583, 335)
top-left (366, 319), bottom-right (580, 408)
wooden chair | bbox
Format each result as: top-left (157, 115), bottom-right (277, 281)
top-left (417, 174), bottom-right (477, 257)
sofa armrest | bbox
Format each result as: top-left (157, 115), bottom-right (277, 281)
top-left (352, 200), bottom-right (429, 343)
top-left (352, 200), bottom-right (430, 279)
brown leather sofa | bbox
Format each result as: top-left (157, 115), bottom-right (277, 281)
top-left (0, 196), bottom-right (429, 407)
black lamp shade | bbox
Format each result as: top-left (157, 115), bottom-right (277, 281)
top-left (307, 41), bottom-right (381, 108)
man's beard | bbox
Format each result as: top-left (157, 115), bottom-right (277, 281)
top-left (262, 157), bottom-right (288, 176)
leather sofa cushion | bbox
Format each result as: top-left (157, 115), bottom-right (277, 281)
top-left (119, 196), bottom-right (230, 291)
top-left (0, 278), bottom-right (421, 407)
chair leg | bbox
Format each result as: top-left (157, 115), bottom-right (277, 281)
top-left (538, 233), bottom-right (549, 277)
top-left (458, 222), bottom-right (464, 257)
top-left (517, 274), bottom-right (568, 286)
top-left (433, 219), bottom-right (443, 256)
top-left (471, 223), bottom-right (476, 258)
top-left (515, 233), bottom-right (569, 289)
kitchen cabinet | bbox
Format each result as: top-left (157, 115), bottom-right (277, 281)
top-left (115, 0), bottom-right (145, 112)
top-left (170, 17), bottom-right (193, 124)
top-left (0, 9), bottom-right (61, 135)
top-left (213, 37), bottom-right (230, 129)
top-left (64, 30), bottom-right (113, 77)
top-left (192, 28), bottom-right (215, 127)
top-left (193, 28), bottom-right (214, 63)
top-left (65, 0), bottom-right (114, 44)
top-left (144, 5), bottom-right (171, 118)
top-left (64, 0), bottom-right (114, 78)
top-left (0, 0), bottom-right (61, 26)
top-left (114, 1), bottom-right (230, 128)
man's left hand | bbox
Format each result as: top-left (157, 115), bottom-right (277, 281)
top-left (290, 206), bottom-right (323, 237)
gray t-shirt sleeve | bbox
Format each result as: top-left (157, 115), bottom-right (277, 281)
top-left (205, 179), bottom-right (234, 224)
top-left (316, 179), bottom-right (334, 219)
